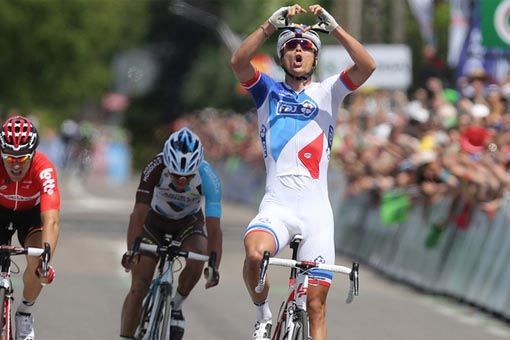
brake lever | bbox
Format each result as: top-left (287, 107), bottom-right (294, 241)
top-left (41, 242), bottom-right (51, 276)
top-left (351, 262), bottom-right (359, 296)
top-left (255, 251), bottom-right (270, 293)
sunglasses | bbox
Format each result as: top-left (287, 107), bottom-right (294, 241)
top-left (170, 173), bottom-right (195, 181)
top-left (1, 152), bottom-right (33, 164)
top-left (283, 39), bottom-right (316, 53)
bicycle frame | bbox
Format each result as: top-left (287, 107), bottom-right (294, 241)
top-left (0, 256), bottom-right (13, 340)
top-left (272, 271), bottom-right (310, 340)
top-left (256, 234), bottom-right (359, 340)
top-left (134, 235), bottom-right (215, 340)
top-left (0, 243), bottom-right (49, 340)
top-left (135, 238), bottom-right (178, 340)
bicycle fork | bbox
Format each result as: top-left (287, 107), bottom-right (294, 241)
top-left (148, 260), bottom-right (173, 340)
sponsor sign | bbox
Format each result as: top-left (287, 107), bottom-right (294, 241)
top-left (318, 44), bottom-right (412, 90)
top-left (482, 0), bottom-right (510, 48)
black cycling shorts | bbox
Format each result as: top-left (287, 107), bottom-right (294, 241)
top-left (0, 205), bottom-right (42, 246)
top-left (142, 209), bottom-right (206, 249)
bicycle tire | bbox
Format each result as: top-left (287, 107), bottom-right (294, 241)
top-left (0, 287), bottom-right (10, 340)
top-left (291, 309), bottom-right (309, 340)
top-left (159, 291), bottom-right (172, 339)
top-left (149, 285), bottom-right (171, 340)
top-left (148, 295), bottom-right (164, 340)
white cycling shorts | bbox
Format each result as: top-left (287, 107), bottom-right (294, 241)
top-left (245, 175), bottom-right (335, 286)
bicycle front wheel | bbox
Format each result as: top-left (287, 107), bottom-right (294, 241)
top-left (135, 285), bottom-right (157, 340)
top-left (0, 287), bottom-right (11, 340)
top-left (272, 300), bottom-right (287, 340)
top-left (148, 285), bottom-right (172, 340)
top-left (291, 309), bottom-right (309, 340)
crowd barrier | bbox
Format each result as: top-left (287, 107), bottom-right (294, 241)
top-left (217, 159), bottom-right (510, 319)
top-left (335, 190), bottom-right (510, 320)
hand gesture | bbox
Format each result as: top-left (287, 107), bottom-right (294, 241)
top-left (309, 5), bottom-right (339, 33)
top-left (268, 4), bottom-right (307, 29)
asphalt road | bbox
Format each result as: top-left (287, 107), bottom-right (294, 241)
top-left (11, 174), bottom-right (510, 340)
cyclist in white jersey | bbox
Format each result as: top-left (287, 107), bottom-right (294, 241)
top-left (231, 4), bottom-right (375, 340)
top-left (119, 127), bottom-right (222, 340)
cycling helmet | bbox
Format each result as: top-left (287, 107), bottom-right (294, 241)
top-left (0, 116), bottom-right (39, 153)
top-left (276, 28), bottom-right (321, 60)
top-left (163, 127), bottom-right (203, 175)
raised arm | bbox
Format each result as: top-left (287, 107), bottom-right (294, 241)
top-left (310, 4), bottom-right (376, 87)
top-left (230, 4), bottom-right (306, 83)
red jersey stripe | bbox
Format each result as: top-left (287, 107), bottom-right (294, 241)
top-left (340, 70), bottom-right (359, 91)
top-left (241, 70), bottom-right (261, 89)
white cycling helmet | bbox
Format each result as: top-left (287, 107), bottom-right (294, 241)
top-left (163, 127), bottom-right (203, 175)
top-left (276, 28), bottom-right (321, 60)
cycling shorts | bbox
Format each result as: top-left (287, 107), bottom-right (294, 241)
top-left (0, 205), bottom-right (43, 246)
top-left (245, 175), bottom-right (335, 287)
top-left (142, 209), bottom-right (206, 257)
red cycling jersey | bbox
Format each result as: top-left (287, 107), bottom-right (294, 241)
top-left (0, 152), bottom-right (60, 212)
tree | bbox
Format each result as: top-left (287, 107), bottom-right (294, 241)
top-left (0, 0), bottom-right (148, 121)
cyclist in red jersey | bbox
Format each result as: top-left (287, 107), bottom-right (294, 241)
top-left (0, 116), bottom-right (59, 340)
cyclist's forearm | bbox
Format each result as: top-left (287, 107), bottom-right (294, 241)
top-left (331, 26), bottom-right (376, 85)
top-left (205, 216), bottom-right (222, 267)
top-left (126, 203), bottom-right (149, 249)
top-left (41, 209), bottom-right (60, 258)
top-left (231, 22), bottom-right (275, 81)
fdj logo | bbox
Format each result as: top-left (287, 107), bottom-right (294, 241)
top-left (276, 99), bottom-right (318, 118)
top-left (260, 125), bottom-right (268, 158)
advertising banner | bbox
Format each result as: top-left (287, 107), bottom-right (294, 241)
top-left (481, 0), bottom-right (510, 48)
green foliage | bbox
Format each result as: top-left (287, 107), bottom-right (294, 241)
top-left (434, 2), bottom-right (450, 64)
top-left (179, 0), bottom-right (328, 111)
top-left (0, 0), bottom-right (148, 123)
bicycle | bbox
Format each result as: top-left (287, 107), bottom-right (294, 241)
top-left (255, 234), bottom-right (359, 340)
top-left (132, 235), bottom-right (218, 340)
top-left (0, 239), bottom-right (51, 340)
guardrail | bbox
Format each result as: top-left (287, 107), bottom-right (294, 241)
top-left (334, 191), bottom-right (510, 320)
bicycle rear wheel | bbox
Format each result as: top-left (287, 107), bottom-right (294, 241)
top-left (0, 287), bottom-right (11, 340)
top-left (290, 309), bottom-right (309, 340)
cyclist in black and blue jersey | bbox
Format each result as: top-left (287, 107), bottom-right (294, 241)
top-left (119, 127), bottom-right (222, 340)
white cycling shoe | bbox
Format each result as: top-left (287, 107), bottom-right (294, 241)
top-left (15, 312), bottom-right (35, 340)
top-left (252, 319), bottom-right (272, 340)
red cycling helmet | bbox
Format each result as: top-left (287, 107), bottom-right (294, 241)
top-left (0, 116), bottom-right (39, 153)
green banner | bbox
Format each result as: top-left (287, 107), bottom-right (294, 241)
top-left (482, 0), bottom-right (510, 48)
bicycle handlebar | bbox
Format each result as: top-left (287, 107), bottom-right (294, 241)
top-left (255, 253), bottom-right (360, 303)
top-left (137, 242), bottom-right (210, 262)
top-left (279, 23), bottom-right (329, 34)
top-left (0, 244), bottom-right (47, 257)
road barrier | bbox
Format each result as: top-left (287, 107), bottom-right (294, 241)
top-left (335, 190), bottom-right (510, 320)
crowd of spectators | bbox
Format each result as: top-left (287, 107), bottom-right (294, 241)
top-left (175, 66), bottom-right (510, 231)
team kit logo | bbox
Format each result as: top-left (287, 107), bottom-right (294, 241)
top-left (39, 168), bottom-right (56, 195)
top-left (495, 0), bottom-right (510, 45)
top-left (276, 99), bottom-right (318, 118)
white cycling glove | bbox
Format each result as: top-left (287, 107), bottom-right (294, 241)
top-left (268, 6), bottom-right (290, 29)
top-left (313, 8), bottom-right (339, 33)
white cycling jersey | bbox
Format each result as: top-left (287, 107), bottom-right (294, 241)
top-left (242, 69), bottom-right (356, 286)
top-left (136, 155), bottom-right (222, 220)
top-left (243, 70), bottom-right (353, 191)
